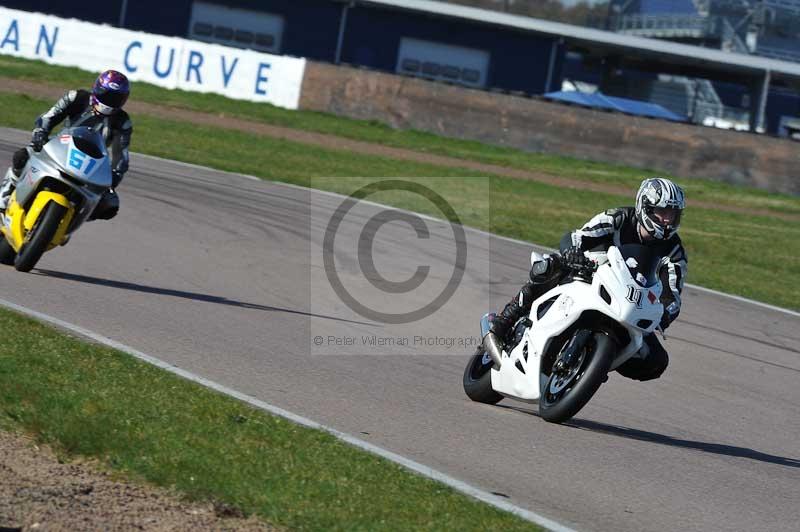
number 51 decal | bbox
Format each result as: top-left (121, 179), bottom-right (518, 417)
top-left (67, 148), bottom-right (98, 177)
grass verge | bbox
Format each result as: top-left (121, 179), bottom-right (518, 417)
top-left (2, 55), bottom-right (799, 217)
top-left (0, 306), bottom-right (540, 531)
top-left (0, 90), bottom-right (797, 310)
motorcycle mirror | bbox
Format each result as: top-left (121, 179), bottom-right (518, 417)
top-left (531, 259), bottom-right (549, 276)
top-left (530, 250), bottom-right (546, 266)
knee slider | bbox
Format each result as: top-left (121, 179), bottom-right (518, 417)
top-left (12, 148), bottom-right (29, 175)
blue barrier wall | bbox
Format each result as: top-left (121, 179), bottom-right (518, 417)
top-left (714, 81), bottom-right (800, 134)
top-left (1, 0), bottom-right (122, 25)
top-left (1, 0), bottom-right (561, 94)
top-left (341, 4), bottom-right (560, 93)
top-left (124, 2), bottom-right (193, 37)
top-left (170, 0), bottom-right (344, 61)
top-left (766, 89), bottom-right (800, 134)
top-left (1, 0), bottom-right (342, 60)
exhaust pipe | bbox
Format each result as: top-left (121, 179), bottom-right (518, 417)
top-left (480, 313), bottom-right (503, 368)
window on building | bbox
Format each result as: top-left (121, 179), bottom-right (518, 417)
top-left (189, 1), bottom-right (284, 53)
top-left (396, 38), bottom-right (490, 89)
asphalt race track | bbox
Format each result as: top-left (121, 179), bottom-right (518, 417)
top-left (1, 128), bottom-right (798, 532)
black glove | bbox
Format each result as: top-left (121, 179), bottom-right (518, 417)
top-left (561, 246), bottom-right (592, 270)
top-left (659, 302), bottom-right (680, 330)
top-left (31, 128), bottom-right (48, 152)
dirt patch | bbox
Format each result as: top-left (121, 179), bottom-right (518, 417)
top-left (0, 429), bottom-right (278, 532)
top-left (0, 77), bottom-right (796, 222)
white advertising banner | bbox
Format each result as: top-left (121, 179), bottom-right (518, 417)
top-left (0, 6), bottom-right (306, 109)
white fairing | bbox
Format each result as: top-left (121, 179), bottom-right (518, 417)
top-left (491, 247), bottom-right (663, 402)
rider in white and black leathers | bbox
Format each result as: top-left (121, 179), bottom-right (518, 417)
top-left (0, 70), bottom-right (132, 220)
top-left (490, 178), bottom-right (687, 381)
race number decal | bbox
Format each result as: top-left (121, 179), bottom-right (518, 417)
top-left (67, 147), bottom-right (99, 178)
top-left (626, 285), bottom-right (643, 308)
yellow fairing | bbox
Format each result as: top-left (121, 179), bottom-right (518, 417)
top-left (1, 192), bottom-right (74, 252)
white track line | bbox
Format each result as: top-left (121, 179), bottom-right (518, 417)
top-left (0, 297), bottom-right (577, 532)
top-left (137, 151), bottom-right (800, 318)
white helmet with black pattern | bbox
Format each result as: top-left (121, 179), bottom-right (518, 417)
top-left (635, 178), bottom-right (685, 240)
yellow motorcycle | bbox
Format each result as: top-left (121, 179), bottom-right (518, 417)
top-left (0, 126), bottom-right (112, 272)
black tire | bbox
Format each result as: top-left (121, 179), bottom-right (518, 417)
top-left (463, 347), bottom-right (504, 404)
top-left (14, 201), bottom-right (67, 272)
top-left (539, 331), bottom-right (614, 424)
top-left (0, 237), bottom-right (15, 265)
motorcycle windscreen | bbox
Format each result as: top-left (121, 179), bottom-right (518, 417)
top-left (48, 127), bottom-right (112, 188)
top-left (70, 128), bottom-right (106, 159)
top-left (619, 243), bottom-right (660, 287)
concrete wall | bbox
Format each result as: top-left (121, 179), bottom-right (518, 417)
top-left (300, 62), bottom-right (800, 195)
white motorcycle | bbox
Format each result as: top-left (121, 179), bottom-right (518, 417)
top-left (463, 244), bottom-right (665, 423)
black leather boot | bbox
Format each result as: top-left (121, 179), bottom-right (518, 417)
top-left (490, 288), bottom-right (531, 342)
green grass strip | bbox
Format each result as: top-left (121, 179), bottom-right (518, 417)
top-left (2, 55), bottom-right (799, 217)
top-left (0, 306), bottom-right (541, 531)
top-left (0, 90), bottom-right (797, 310)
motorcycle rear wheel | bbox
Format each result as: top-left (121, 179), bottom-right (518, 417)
top-left (539, 331), bottom-right (614, 424)
top-left (463, 347), bottom-right (503, 404)
top-left (14, 202), bottom-right (67, 272)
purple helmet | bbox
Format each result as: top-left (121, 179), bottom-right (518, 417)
top-left (91, 70), bottom-right (130, 115)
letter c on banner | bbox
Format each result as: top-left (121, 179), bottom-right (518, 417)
top-left (255, 62), bottom-right (271, 96)
top-left (124, 41), bottom-right (142, 73)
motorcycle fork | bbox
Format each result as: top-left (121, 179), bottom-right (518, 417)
top-left (2, 192), bottom-right (26, 251)
top-left (557, 329), bottom-right (592, 370)
top-left (3, 191), bottom-right (73, 251)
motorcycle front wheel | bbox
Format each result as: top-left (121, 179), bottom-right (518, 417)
top-left (463, 347), bottom-right (503, 405)
top-left (14, 201), bottom-right (67, 272)
top-left (539, 330), bottom-right (614, 424)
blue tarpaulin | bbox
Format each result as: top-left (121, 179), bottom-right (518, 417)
top-left (543, 91), bottom-right (687, 122)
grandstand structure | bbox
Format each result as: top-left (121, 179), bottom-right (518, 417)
top-left (597, 0), bottom-right (800, 129)
top-left (362, 0), bottom-right (800, 134)
top-left (609, 0), bottom-right (800, 62)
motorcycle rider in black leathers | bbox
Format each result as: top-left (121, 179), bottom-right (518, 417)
top-left (489, 178), bottom-right (687, 381)
top-left (0, 69), bottom-right (132, 220)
